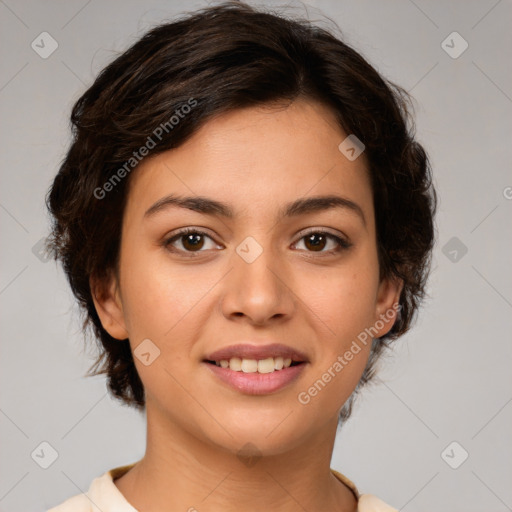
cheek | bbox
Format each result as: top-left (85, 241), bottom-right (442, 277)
top-left (292, 257), bottom-right (379, 408)
top-left (296, 271), bottom-right (376, 414)
top-left (120, 247), bottom-right (215, 341)
top-left (297, 263), bottom-right (380, 346)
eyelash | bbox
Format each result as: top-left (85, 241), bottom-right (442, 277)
top-left (163, 227), bottom-right (352, 257)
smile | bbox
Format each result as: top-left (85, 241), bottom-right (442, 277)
top-left (203, 359), bottom-right (307, 395)
top-left (207, 356), bottom-right (297, 373)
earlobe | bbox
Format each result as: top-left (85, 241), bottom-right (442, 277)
top-left (373, 276), bottom-right (404, 338)
top-left (89, 273), bottom-right (129, 340)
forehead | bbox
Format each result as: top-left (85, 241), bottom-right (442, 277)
top-left (124, 98), bottom-right (373, 224)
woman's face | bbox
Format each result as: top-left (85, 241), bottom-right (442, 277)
top-left (93, 98), bottom-right (401, 455)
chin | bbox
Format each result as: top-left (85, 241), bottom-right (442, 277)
top-left (201, 407), bottom-right (318, 458)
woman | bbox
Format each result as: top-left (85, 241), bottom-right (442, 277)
top-left (45, 2), bottom-right (437, 510)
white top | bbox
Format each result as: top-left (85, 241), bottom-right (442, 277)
top-left (47, 463), bottom-right (398, 512)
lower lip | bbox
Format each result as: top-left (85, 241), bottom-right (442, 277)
top-left (204, 362), bottom-right (307, 395)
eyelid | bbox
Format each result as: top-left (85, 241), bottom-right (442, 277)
top-left (164, 227), bottom-right (220, 247)
top-left (295, 226), bottom-right (347, 240)
top-left (295, 226), bottom-right (351, 244)
top-left (292, 228), bottom-right (352, 251)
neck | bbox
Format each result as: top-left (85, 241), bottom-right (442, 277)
top-left (114, 404), bottom-right (357, 512)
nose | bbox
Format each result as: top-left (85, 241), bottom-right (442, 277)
top-left (220, 238), bottom-right (296, 326)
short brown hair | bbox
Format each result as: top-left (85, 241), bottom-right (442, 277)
top-left (45, 1), bottom-right (437, 423)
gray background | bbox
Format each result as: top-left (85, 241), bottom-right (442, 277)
top-left (1, 0), bottom-right (511, 510)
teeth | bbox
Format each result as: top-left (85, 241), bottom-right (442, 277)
top-left (229, 357), bottom-right (242, 371)
top-left (217, 357), bottom-right (295, 373)
top-left (257, 357), bottom-right (275, 373)
top-left (241, 359), bottom-right (258, 373)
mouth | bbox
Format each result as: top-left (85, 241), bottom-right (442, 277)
top-left (204, 356), bottom-right (304, 373)
top-left (202, 343), bottom-right (309, 395)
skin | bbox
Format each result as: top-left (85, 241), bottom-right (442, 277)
top-left (91, 97), bottom-right (402, 511)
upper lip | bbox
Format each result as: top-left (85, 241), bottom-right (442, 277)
top-left (205, 343), bottom-right (309, 362)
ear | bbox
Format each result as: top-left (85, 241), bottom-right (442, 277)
top-left (90, 272), bottom-right (129, 340)
top-left (372, 276), bottom-right (404, 339)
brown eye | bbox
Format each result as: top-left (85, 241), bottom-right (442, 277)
top-left (304, 232), bottom-right (328, 252)
top-left (294, 231), bottom-right (351, 254)
top-left (164, 228), bottom-right (220, 255)
top-left (181, 232), bottom-right (205, 251)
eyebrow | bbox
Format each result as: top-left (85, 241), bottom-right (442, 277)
top-left (144, 193), bottom-right (366, 226)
